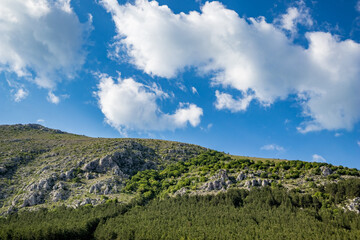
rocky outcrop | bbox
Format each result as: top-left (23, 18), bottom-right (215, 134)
top-left (50, 182), bottom-right (69, 202)
top-left (27, 174), bottom-right (57, 192)
top-left (72, 198), bottom-right (101, 208)
top-left (236, 172), bottom-right (246, 181)
top-left (51, 190), bottom-right (69, 202)
top-left (174, 187), bottom-right (188, 196)
top-left (243, 179), bottom-right (272, 188)
top-left (202, 170), bottom-right (231, 191)
top-left (346, 197), bottom-right (360, 214)
top-left (88, 178), bottom-right (121, 195)
top-left (82, 149), bottom-right (156, 177)
top-left (320, 166), bottom-right (333, 176)
top-left (22, 192), bottom-right (44, 207)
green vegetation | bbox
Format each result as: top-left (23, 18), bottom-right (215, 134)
top-left (1, 179), bottom-right (360, 239)
top-left (1, 124), bottom-right (360, 239)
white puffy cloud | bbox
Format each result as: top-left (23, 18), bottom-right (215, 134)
top-left (261, 144), bottom-right (285, 152)
top-left (95, 74), bottom-right (203, 133)
top-left (215, 90), bottom-right (253, 112)
top-left (14, 88), bottom-right (28, 102)
top-left (191, 86), bottom-right (198, 94)
top-left (101, 0), bottom-right (360, 133)
top-left (312, 154), bottom-right (326, 162)
top-left (276, 0), bottom-right (313, 36)
top-left (47, 91), bottom-right (60, 104)
top-left (0, 0), bottom-right (89, 90)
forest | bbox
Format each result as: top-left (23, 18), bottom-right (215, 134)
top-left (1, 177), bottom-right (360, 240)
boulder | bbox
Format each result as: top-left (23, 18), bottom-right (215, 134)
top-left (174, 187), bottom-right (188, 196)
top-left (22, 192), bottom-right (44, 207)
top-left (51, 189), bottom-right (69, 202)
top-left (262, 179), bottom-right (271, 187)
top-left (347, 197), bottom-right (360, 214)
top-left (320, 166), bottom-right (333, 176)
top-left (244, 179), bottom-right (261, 188)
top-left (236, 172), bottom-right (246, 181)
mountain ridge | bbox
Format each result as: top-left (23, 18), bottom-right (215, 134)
top-left (0, 124), bottom-right (359, 217)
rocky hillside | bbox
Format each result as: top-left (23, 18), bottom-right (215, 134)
top-left (0, 124), bottom-right (206, 215)
top-left (0, 124), bottom-right (359, 217)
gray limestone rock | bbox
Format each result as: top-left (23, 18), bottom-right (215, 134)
top-left (347, 197), bottom-right (360, 214)
top-left (236, 172), bottom-right (246, 181)
top-left (51, 189), bottom-right (69, 202)
top-left (262, 179), bottom-right (271, 187)
top-left (320, 166), bottom-right (333, 176)
top-left (22, 192), bottom-right (44, 207)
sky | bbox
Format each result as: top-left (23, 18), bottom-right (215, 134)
top-left (0, 0), bottom-right (360, 168)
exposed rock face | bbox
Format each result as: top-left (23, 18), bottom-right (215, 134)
top-left (27, 174), bottom-right (57, 192)
top-left (88, 178), bottom-right (121, 195)
top-left (347, 197), bottom-right (360, 214)
top-left (50, 182), bottom-right (69, 202)
top-left (320, 166), bottom-right (333, 176)
top-left (82, 149), bottom-right (155, 177)
top-left (262, 179), bottom-right (270, 187)
top-left (174, 187), bottom-right (187, 196)
top-left (245, 179), bottom-right (260, 188)
top-left (22, 192), bottom-right (44, 207)
top-left (236, 172), bottom-right (246, 181)
top-left (244, 179), bottom-right (273, 188)
top-left (51, 190), bottom-right (69, 202)
top-left (202, 170), bottom-right (230, 191)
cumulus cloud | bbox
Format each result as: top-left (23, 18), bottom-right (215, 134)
top-left (47, 91), bottom-right (60, 104)
top-left (276, 0), bottom-right (313, 36)
top-left (95, 74), bottom-right (203, 133)
top-left (191, 86), bottom-right (198, 94)
top-left (215, 90), bottom-right (253, 112)
top-left (0, 0), bottom-right (89, 91)
top-left (14, 88), bottom-right (28, 102)
top-left (101, 0), bottom-right (360, 133)
top-left (312, 154), bottom-right (326, 162)
top-left (261, 144), bottom-right (285, 152)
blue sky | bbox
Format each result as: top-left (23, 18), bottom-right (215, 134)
top-left (0, 0), bottom-right (360, 168)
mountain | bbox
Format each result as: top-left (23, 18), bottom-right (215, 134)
top-left (0, 124), bottom-right (360, 239)
top-left (0, 124), bottom-right (206, 213)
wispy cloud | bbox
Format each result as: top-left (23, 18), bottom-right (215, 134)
top-left (276, 0), bottom-right (313, 37)
top-left (37, 119), bottom-right (45, 124)
top-left (312, 154), bottom-right (326, 162)
top-left (261, 144), bottom-right (285, 152)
